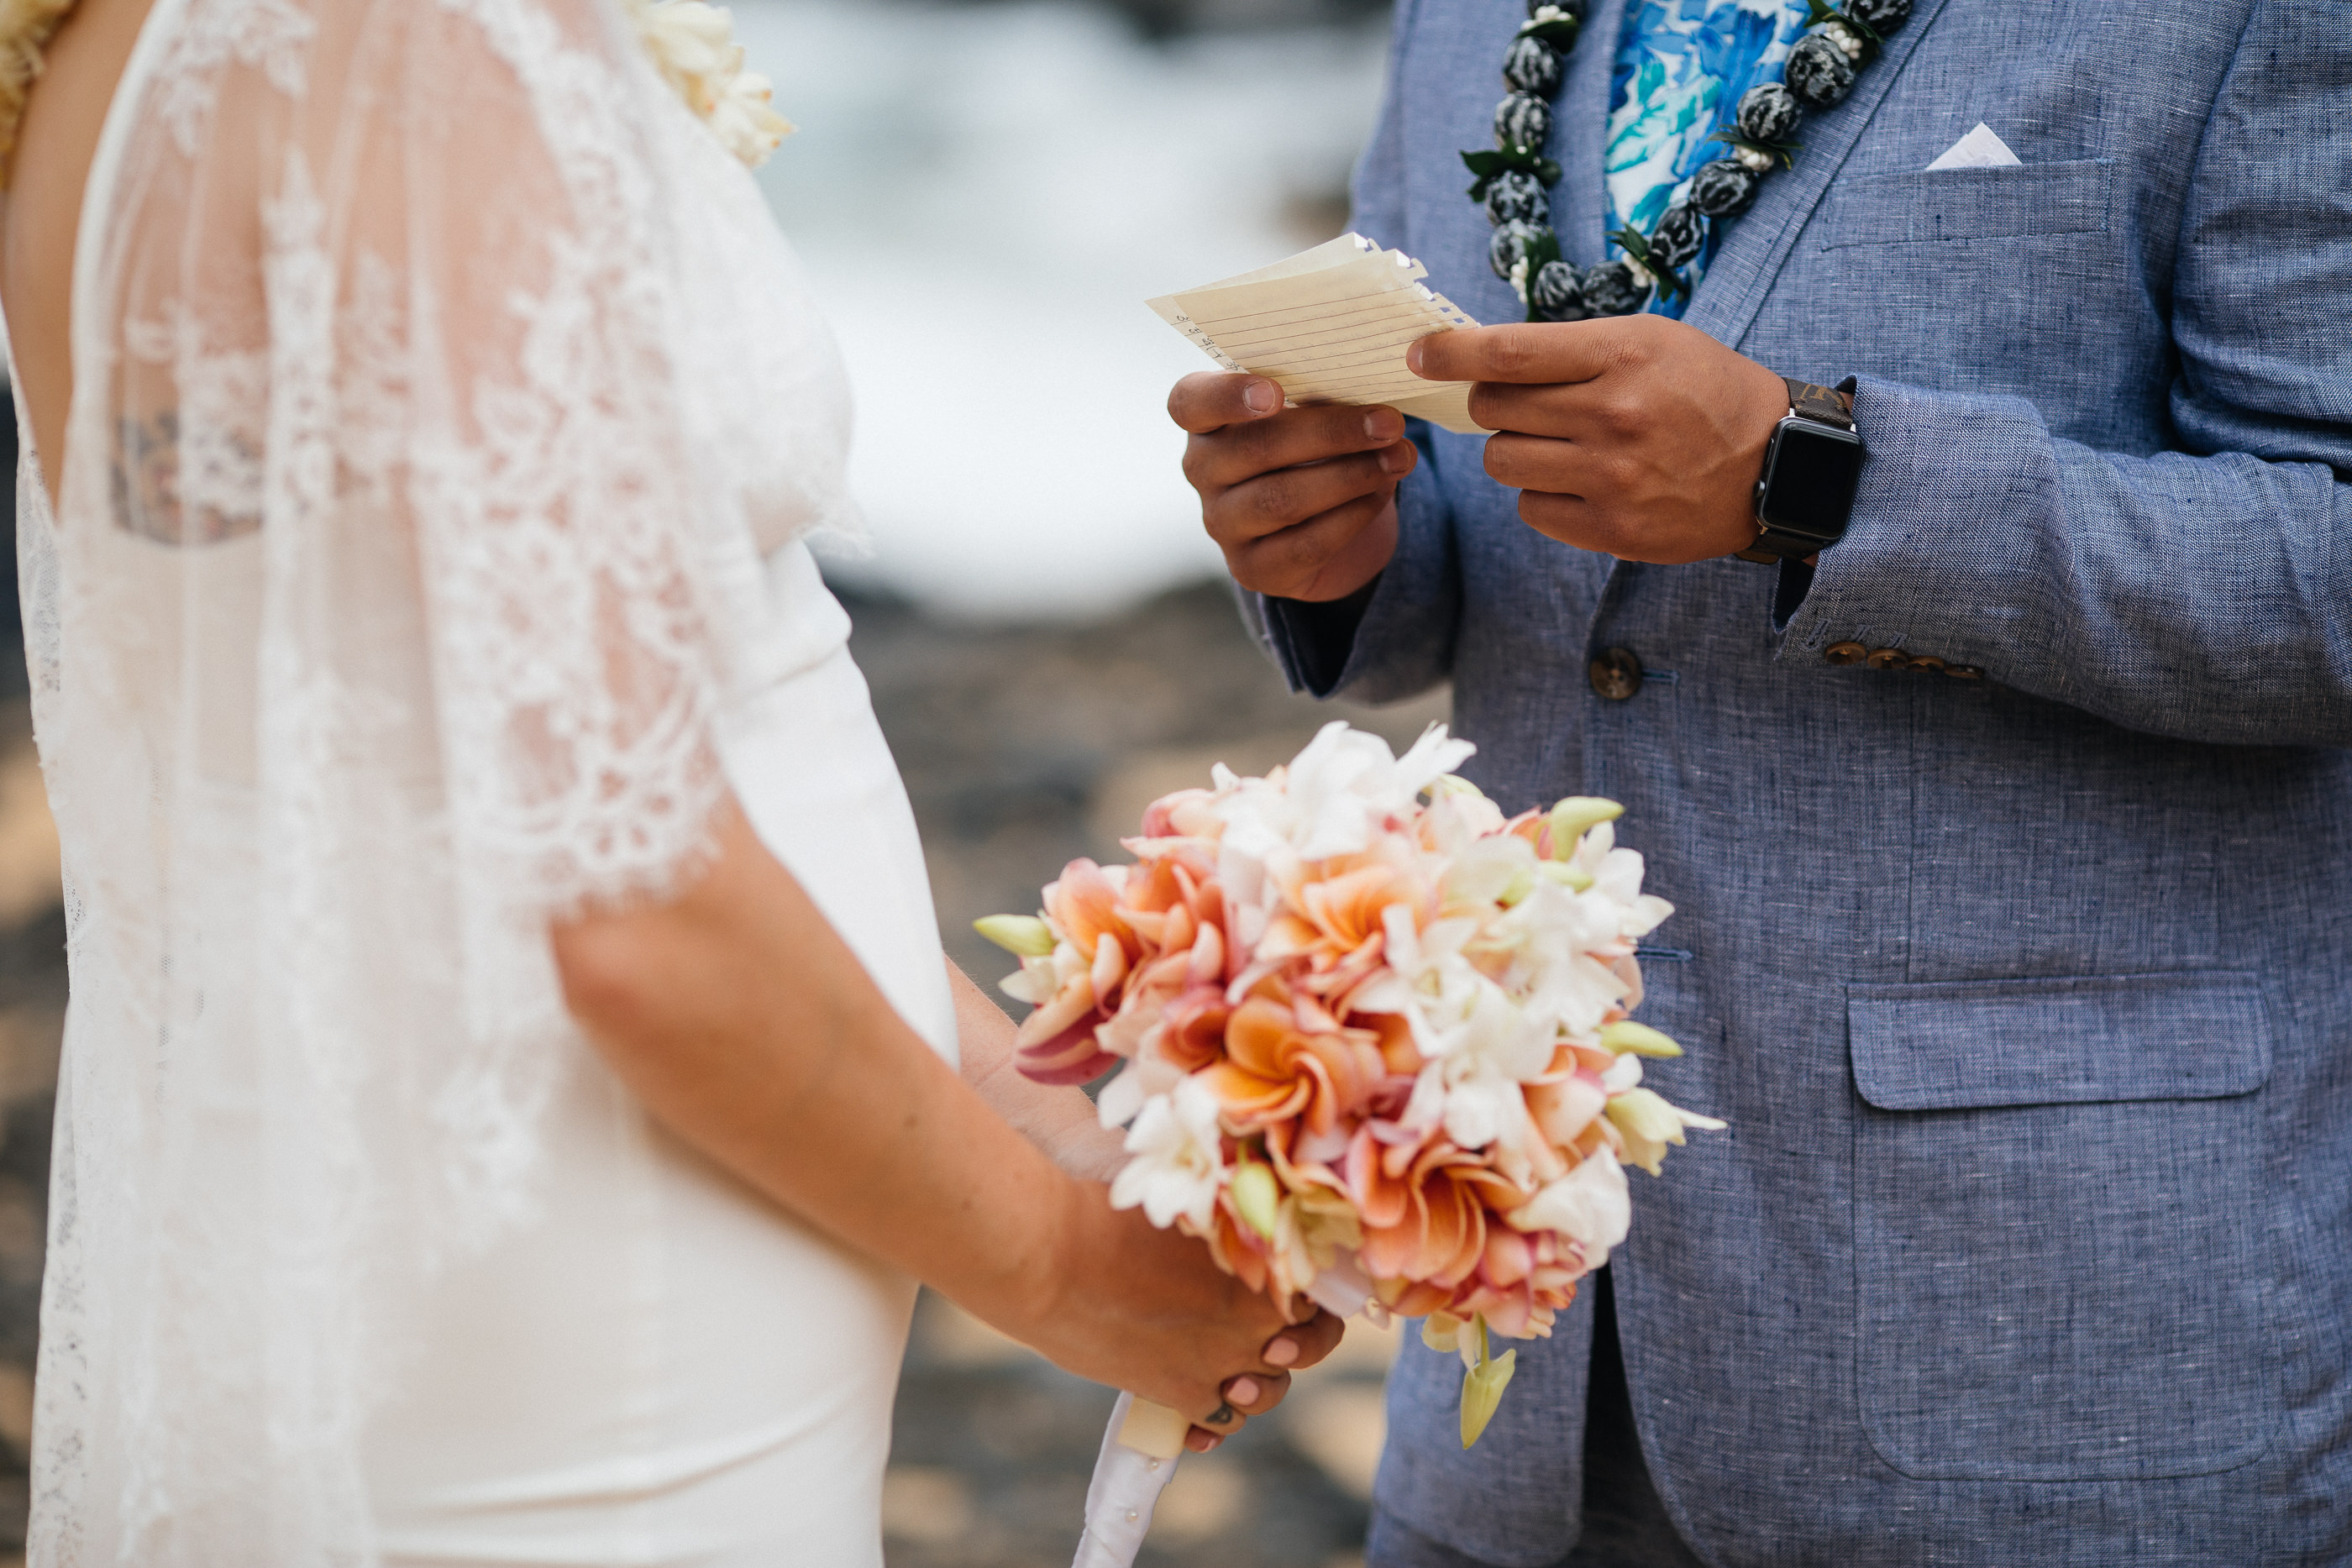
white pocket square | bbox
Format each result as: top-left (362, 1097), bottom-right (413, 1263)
top-left (1925, 123), bottom-right (2021, 170)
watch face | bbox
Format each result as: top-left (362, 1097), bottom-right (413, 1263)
top-left (1758, 418), bottom-right (1866, 539)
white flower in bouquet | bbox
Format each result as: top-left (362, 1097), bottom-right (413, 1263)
top-left (979, 720), bottom-right (1725, 1466)
top-left (1507, 1146), bottom-right (1634, 1268)
top-left (1215, 721), bottom-right (1474, 867)
top-left (1110, 1076), bottom-right (1224, 1230)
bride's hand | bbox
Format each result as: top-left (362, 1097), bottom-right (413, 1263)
top-left (988, 1188), bottom-right (1344, 1450)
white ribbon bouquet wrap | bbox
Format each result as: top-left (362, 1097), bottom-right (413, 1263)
top-left (979, 724), bottom-right (1722, 1568)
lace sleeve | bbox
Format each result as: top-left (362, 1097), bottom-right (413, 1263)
top-left (94, 0), bottom-right (767, 910)
top-left (327, 0), bottom-right (763, 910)
top-left (27, 3), bottom-right (783, 1561)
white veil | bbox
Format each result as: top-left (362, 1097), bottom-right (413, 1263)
top-left (16, 0), bottom-right (856, 1559)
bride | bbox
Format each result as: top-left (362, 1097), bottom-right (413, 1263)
top-left (0, 0), bottom-right (1339, 1562)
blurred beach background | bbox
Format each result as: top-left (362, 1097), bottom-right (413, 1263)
top-left (0, 0), bottom-right (1438, 1562)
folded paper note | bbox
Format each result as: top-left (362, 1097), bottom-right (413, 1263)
top-left (1147, 234), bottom-right (1491, 434)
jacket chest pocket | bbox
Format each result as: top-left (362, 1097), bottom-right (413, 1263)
top-left (1815, 158), bottom-right (2115, 249)
top-left (1848, 972), bottom-right (2276, 1481)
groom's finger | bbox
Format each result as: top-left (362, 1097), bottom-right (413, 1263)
top-left (1168, 371), bottom-right (1284, 434)
top-left (1184, 402), bottom-right (1408, 495)
top-left (1409, 321), bottom-right (1624, 387)
top-left (1206, 447), bottom-right (1408, 548)
top-left (1221, 490), bottom-right (1397, 602)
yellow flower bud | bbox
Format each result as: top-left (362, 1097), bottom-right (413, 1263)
top-left (1459, 1317), bottom-right (1518, 1448)
top-left (1607, 1087), bottom-right (1688, 1145)
top-left (973, 914), bottom-right (1055, 957)
top-left (1231, 1160), bottom-right (1280, 1240)
top-left (1599, 1020), bottom-right (1682, 1057)
top-left (1546, 796), bottom-right (1623, 857)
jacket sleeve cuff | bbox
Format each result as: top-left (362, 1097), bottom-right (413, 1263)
top-left (1240, 457), bottom-right (1461, 701)
top-left (1773, 374), bottom-right (2055, 673)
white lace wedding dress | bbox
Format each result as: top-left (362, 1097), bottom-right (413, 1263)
top-left (10, 1), bottom-right (955, 1563)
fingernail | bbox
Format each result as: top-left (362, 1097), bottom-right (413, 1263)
top-left (1226, 1377), bottom-right (1261, 1406)
top-left (1243, 380), bottom-right (1278, 415)
top-left (1405, 340), bottom-right (1425, 374)
top-left (1188, 1430), bottom-right (1223, 1453)
top-left (1263, 1336), bottom-right (1299, 1367)
top-left (1364, 409), bottom-right (1403, 441)
top-left (1378, 443), bottom-right (1413, 474)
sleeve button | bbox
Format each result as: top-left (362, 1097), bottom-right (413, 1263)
top-left (1904, 654), bottom-right (1945, 674)
top-left (1864, 647), bottom-right (1907, 670)
top-left (1945, 664), bottom-right (1984, 679)
top-left (1823, 641), bottom-right (1866, 666)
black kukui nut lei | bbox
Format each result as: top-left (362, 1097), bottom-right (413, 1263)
top-left (1503, 34), bottom-right (1563, 96)
top-left (1687, 159), bottom-right (1761, 217)
top-left (1579, 260), bottom-right (1650, 317)
top-left (1530, 259), bottom-right (1588, 320)
top-left (1484, 168), bottom-right (1550, 227)
top-left (1735, 81), bottom-right (1803, 144)
top-left (1488, 219), bottom-right (1546, 280)
top-left (1495, 92), bottom-right (1554, 154)
top-left (1465, 0), bottom-right (1902, 324)
top-left (1782, 33), bottom-right (1856, 109)
top-left (1646, 203), bottom-right (1707, 270)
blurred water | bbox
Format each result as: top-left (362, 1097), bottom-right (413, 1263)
top-left (733, 0), bottom-right (1392, 620)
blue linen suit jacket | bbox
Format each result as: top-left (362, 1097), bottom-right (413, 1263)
top-left (1247, 1), bottom-right (2352, 1562)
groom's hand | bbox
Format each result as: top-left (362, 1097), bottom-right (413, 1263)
top-left (1410, 317), bottom-right (1791, 564)
top-left (1168, 372), bottom-right (1414, 601)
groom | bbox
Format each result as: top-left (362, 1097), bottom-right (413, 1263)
top-left (1169, 1), bottom-right (2351, 1564)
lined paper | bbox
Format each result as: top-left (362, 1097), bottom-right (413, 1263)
top-left (1147, 234), bottom-right (1489, 434)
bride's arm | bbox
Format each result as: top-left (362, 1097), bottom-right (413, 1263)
top-left (951, 965), bottom-right (1131, 1182)
top-left (552, 804), bottom-right (1336, 1440)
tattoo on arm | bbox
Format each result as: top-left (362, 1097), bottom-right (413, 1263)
top-left (110, 410), bottom-right (262, 544)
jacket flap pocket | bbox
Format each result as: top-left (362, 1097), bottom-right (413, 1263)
top-left (1817, 158), bottom-right (2114, 249)
top-left (1849, 972), bottom-right (2271, 1110)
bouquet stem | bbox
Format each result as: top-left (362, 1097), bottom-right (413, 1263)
top-left (1115, 1396), bottom-right (1191, 1458)
top-left (1072, 1392), bottom-right (1185, 1568)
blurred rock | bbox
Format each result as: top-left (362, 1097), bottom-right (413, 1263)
top-left (884, 1465), bottom-right (981, 1544)
top-left (844, 575), bottom-right (1448, 992)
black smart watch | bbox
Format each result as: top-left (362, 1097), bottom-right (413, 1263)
top-left (1735, 375), bottom-right (1865, 565)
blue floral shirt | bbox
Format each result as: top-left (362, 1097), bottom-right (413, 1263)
top-left (1605, 0), bottom-right (1810, 317)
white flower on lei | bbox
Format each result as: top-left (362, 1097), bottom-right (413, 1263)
top-left (627, 0), bottom-right (795, 167)
top-left (1110, 1076), bottom-right (1226, 1230)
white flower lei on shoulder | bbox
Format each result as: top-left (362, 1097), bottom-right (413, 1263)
top-left (625, 0), bottom-right (793, 168)
top-left (0, 2), bottom-right (790, 177)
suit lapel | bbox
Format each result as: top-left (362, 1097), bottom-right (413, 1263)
top-left (1556, 0), bottom-right (1630, 264)
top-left (1683, 0), bottom-right (1956, 348)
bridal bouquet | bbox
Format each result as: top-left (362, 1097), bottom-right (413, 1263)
top-left (979, 722), bottom-right (1720, 1508)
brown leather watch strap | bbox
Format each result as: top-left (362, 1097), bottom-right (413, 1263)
top-left (1782, 375), bottom-right (1856, 430)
